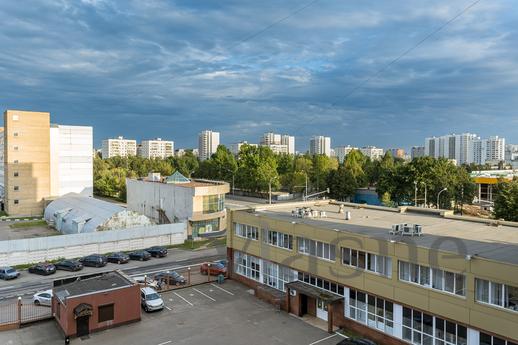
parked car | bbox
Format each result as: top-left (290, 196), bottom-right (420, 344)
top-left (216, 259), bottom-right (228, 267)
top-left (129, 250), bottom-right (151, 261)
top-left (28, 262), bottom-right (56, 276)
top-left (55, 260), bottom-right (83, 272)
top-left (0, 266), bottom-right (20, 280)
top-left (140, 287), bottom-right (164, 312)
top-left (145, 246), bottom-right (168, 258)
top-left (79, 254), bottom-right (108, 267)
top-left (200, 262), bottom-right (227, 276)
top-left (133, 276), bottom-right (160, 289)
top-left (32, 289), bottom-right (53, 306)
top-left (154, 271), bottom-right (186, 286)
top-left (107, 252), bottom-right (130, 264)
top-left (337, 338), bottom-right (377, 345)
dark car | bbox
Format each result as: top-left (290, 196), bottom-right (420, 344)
top-left (55, 260), bottom-right (83, 272)
top-left (337, 338), bottom-right (377, 345)
top-left (28, 262), bottom-right (56, 276)
top-left (200, 262), bottom-right (227, 276)
top-left (129, 250), bottom-right (151, 261)
top-left (154, 271), bottom-right (186, 286)
top-left (145, 246), bottom-right (168, 258)
top-left (79, 254), bottom-right (108, 267)
top-left (107, 252), bottom-right (130, 264)
top-left (0, 266), bottom-right (20, 280)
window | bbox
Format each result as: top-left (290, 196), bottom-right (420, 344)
top-left (203, 194), bottom-right (225, 213)
top-left (191, 219), bottom-right (219, 236)
top-left (12, 114), bottom-right (19, 121)
top-left (263, 229), bottom-right (293, 250)
top-left (14, 160), bottom-right (19, 164)
top-left (398, 261), bottom-right (465, 297)
top-left (14, 172), bottom-right (19, 177)
top-left (402, 307), bottom-right (467, 345)
top-left (14, 200), bottom-right (19, 205)
top-left (479, 332), bottom-right (518, 345)
top-left (234, 223), bottom-right (259, 240)
top-left (98, 304), bottom-right (114, 323)
top-left (297, 237), bottom-right (335, 261)
top-left (262, 260), bottom-right (297, 291)
top-left (13, 146), bottom-right (19, 151)
top-left (13, 132), bottom-right (18, 137)
top-left (476, 278), bottom-right (518, 312)
top-left (13, 186), bottom-right (19, 191)
top-left (341, 247), bottom-right (392, 278)
top-left (297, 272), bottom-right (344, 296)
top-left (348, 288), bottom-right (394, 335)
top-left (234, 251), bottom-right (261, 281)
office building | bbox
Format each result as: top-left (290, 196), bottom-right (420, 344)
top-left (199, 130), bottom-right (220, 161)
top-left (1, 110), bottom-right (93, 216)
top-left (388, 148), bottom-right (405, 159)
top-left (309, 136), bottom-right (331, 157)
top-left (126, 171), bottom-right (229, 238)
top-left (360, 146), bottom-right (384, 160)
top-left (139, 138), bottom-right (174, 159)
top-left (411, 146), bottom-right (425, 159)
top-left (334, 146), bottom-right (358, 163)
top-left (227, 200), bottom-right (518, 344)
top-left (101, 136), bottom-right (137, 158)
top-left (260, 132), bottom-right (295, 155)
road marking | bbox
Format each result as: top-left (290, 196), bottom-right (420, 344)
top-left (309, 334), bottom-right (337, 345)
top-left (210, 283), bottom-right (234, 296)
top-left (335, 332), bottom-right (348, 339)
top-left (0, 286), bottom-right (15, 291)
top-left (157, 341), bottom-right (172, 345)
top-left (193, 288), bottom-right (216, 301)
top-left (173, 292), bottom-right (193, 306)
top-left (164, 305), bottom-right (172, 311)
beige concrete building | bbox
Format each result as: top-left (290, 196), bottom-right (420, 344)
top-left (101, 136), bottom-right (137, 158)
top-left (1, 110), bottom-right (93, 216)
top-left (139, 138), bottom-right (174, 159)
top-left (126, 171), bottom-right (229, 238)
top-left (227, 201), bottom-right (518, 344)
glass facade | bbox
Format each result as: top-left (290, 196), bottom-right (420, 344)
top-left (402, 307), bottom-right (467, 345)
top-left (348, 288), bottom-right (394, 335)
top-left (202, 194), bottom-right (225, 214)
top-left (191, 218), bottom-right (219, 236)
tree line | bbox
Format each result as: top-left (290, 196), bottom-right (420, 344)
top-left (93, 144), bottom-right (518, 221)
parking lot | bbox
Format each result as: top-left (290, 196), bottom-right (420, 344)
top-left (0, 280), bottom-right (348, 345)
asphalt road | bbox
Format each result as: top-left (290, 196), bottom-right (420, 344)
top-left (0, 246), bottom-right (225, 304)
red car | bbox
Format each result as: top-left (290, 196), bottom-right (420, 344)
top-left (200, 262), bottom-right (227, 276)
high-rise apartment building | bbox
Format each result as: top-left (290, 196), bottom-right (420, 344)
top-left (281, 135), bottom-right (295, 155)
top-left (360, 146), bottom-right (384, 160)
top-left (309, 136), bottom-right (331, 157)
top-left (334, 146), bottom-right (358, 163)
top-left (101, 136), bottom-right (137, 158)
top-left (425, 133), bottom-right (478, 165)
top-left (411, 146), bottom-right (425, 159)
top-left (474, 136), bottom-right (506, 165)
top-left (229, 141), bottom-right (257, 155)
top-left (505, 144), bottom-right (518, 162)
top-left (1, 110), bottom-right (93, 216)
top-left (388, 148), bottom-right (405, 159)
top-left (139, 138), bottom-right (174, 159)
top-left (260, 132), bottom-right (295, 155)
top-left (199, 130), bottom-right (220, 161)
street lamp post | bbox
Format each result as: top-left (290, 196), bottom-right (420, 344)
top-left (421, 182), bottom-right (427, 207)
top-left (414, 181), bottom-right (418, 207)
top-left (437, 188), bottom-right (448, 209)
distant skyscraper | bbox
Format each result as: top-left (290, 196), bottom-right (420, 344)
top-left (281, 135), bottom-right (295, 155)
top-left (102, 136), bottom-right (137, 158)
top-left (309, 136), bottom-right (331, 157)
top-left (411, 146), bottom-right (425, 159)
top-left (424, 133), bottom-right (478, 164)
top-left (199, 130), bottom-right (220, 160)
top-left (474, 136), bottom-right (506, 164)
top-left (334, 145), bottom-right (358, 163)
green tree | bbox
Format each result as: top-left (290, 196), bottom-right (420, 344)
top-left (493, 179), bottom-right (518, 221)
top-left (236, 145), bottom-right (279, 192)
top-left (326, 164), bottom-right (357, 200)
top-left (311, 154), bottom-right (338, 191)
top-left (344, 150), bottom-right (367, 187)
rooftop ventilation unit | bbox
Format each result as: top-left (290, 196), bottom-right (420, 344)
top-left (390, 223), bottom-right (422, 236)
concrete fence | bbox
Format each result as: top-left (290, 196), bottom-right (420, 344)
top-left (0, 223), bottom-right (187, 266)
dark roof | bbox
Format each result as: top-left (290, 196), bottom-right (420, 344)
top-left (54, 271), bottom-right (133, 301)
top-left (286, 281), bottom-right (343, 303)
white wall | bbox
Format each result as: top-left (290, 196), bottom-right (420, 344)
top-left (0, 223), bottom-right (186, 266)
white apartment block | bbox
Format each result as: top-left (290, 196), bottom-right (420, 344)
top-left (139, 138), bottom-right (174, 159)
top-left (505, 144), bottom-right (518, 162)
top-left (50, 125), bottom-right (93, 197)
top-left (281, 135), bottom-right (295, 155)
top-left (425, 133), bottom-right (478, 165)
top-left (334, 145), bottom-right (358, 163)
top-left (199, 130), bottom-right (220, 161)
top-left (411, 146), bottom-right (425, 159)
top-left (101, 136), bottom-right (137, 158)
top-left (260, 132), bottom-right (295, 155)
top-left (474, 136), bottom-right (506, 165)
top-left (229, 141), bottom-right (257, 155)
top-left (360, 146), bottom-right (384, 160)
top-left (309, 136), bottom-right (331, 157)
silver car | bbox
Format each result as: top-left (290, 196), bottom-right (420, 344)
top-left (32, 290), bottom-right (53, 306)
top-left (140, 287), bottom-right (164, 312)
top-left (0, 267), bottom-right (20, 280)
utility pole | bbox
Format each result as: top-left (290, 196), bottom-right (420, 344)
top-left (437, 188), bottom-right (447, 209)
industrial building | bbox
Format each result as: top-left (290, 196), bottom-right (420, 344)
top-left (227, 200), bottom-right (518, 345)
top-left (44, 193), bottom-right (152, 234)
top-left (126, 171), bottom-right (230, 238)
top-left (0, 110), bottom-right (93, 216)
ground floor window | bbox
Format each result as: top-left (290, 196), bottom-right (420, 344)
top-left (297, 272), bottom-right (344, 296)
top-left (234, 251), bottom-right (261, 281)
top-left (480, 333), bottom-right (518, 345)
top-left (348, 288), bottom-right (394, 335)
top-left (191, 218), bottom-right (220, 236)
top-left (402, 307), bottom-right (467, 345)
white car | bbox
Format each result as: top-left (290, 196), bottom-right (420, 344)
top-left (133, 276), bottom-right (160, 289)
top-left (140, 287), bottom-right (164, 312)
top-left (33, 289), bottom-right (53, 306)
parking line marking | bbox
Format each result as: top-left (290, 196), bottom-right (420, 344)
top-left (193, 287), bottom-right (216, 301)
top-left (309, 334), bottom-right (337, 345)
top-left (335, 332), bottom-right (348, 339)
top-left (173, 292), bottom-right (193, 306)
top-left (158, 341), bottom-right (172, 345)
top-left (210, 283), bottom-right (235, 296)
top-left (164, 305), bottom-right (172, 311)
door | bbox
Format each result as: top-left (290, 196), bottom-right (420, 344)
top-left (300, 294), bottom-right (308, 316)
top-left (316, 298), bottom-right (328, 321)
top-left (76, 316), bottom-right (90, 337)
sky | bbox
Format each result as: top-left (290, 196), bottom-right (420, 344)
top-left (1, 0), bottom-right (517, 152)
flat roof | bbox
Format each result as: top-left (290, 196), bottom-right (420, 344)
top-left (244, 202), bottom-right (518, 265)
top-left (54, 271), bottom-right (133, 300)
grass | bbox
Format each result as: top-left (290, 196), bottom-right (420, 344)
top-left (14, 257), bottom-right (65, 270)
top-left (9, 220), bottom-right (48, 229)
top-left (169, 237), bottom-right (227, 250)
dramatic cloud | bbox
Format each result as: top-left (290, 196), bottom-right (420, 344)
top-left (1, 0), bottom-right (517, 151)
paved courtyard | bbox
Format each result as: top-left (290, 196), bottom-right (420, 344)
top-left (0, 280), bottom-right (348, 345)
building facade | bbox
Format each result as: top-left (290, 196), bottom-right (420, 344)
top-left (360, 146), bottom-right (384, 160)
top-left (260, 133), bottom-right (295, 155)
top-left (424, 134), bottom-right (479, 165)
top-left (1, 110), bottom-right (93, 216)
top-left (227, 201), bottom-right (518, 345)
top-left (388, 148), bottom-right (406, 159)
top-left (126, 172), bottom-right (230, 238)
top-left (334, 146), bottom-right (358, 163)
top-left (139, 138), bottom-right (174, 159)
top-left (229, 141), bottom-right (257, 156)
top-left (101, 136), bottom-right (137, 158)
top-left (199, 130), bottom-right (220, 161)
top-left (505, 145), bottom-right (518, 162)
top-left (310, 136), bottom-right (331, 157)
top-left (411, 146), bottom-right (425, 160)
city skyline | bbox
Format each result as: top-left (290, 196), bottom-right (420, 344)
top-left (1, 1), bottom-right (518, 150)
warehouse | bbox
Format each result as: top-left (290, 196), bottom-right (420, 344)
top-left (227, 201), bottom-right (518, 345)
